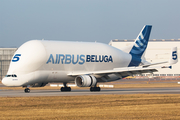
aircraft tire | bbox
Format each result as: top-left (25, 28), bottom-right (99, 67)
top-left (67, 87), bottom-right (71, 91)
top-left (61, 87), bottom-right (71, 92)
top-left (90, 87), bottom-right (101, 92)
top-left (24, 88), bottom-right (30, 93)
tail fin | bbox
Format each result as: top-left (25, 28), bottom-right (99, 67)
top-left (129, 25), bottom-right (152, 58)
top-left (128, 25), bottom-right (152, 67)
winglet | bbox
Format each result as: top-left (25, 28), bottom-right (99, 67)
top-left (169, 47), bottom-right (178, 65)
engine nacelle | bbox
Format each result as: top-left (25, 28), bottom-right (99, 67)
top-left (75, 75), bottom-right (97, 87)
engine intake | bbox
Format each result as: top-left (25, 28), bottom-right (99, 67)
top-left (75, 75), bottom-right (97, 87)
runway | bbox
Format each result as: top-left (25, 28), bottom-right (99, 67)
top-left (0, 87), bottom-right (180, 97)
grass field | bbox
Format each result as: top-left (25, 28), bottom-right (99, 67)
top-left (1, 80), bottom-right (180, 119)
top-left (1, 94), bottom-right (180, 120)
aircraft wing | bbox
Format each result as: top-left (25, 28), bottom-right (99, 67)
top-left (67, 65), bottom-right (170, 77)
top-left (68, 46), bottom-right (177, 80)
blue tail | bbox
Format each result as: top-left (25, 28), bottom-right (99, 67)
top-left (128, 25), bottom-right (152, 67)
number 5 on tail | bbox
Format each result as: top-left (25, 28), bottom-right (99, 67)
top-left (169, 47), bottom-right (178, 65)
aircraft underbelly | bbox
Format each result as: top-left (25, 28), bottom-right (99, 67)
top-left (46, 71), bottom-right (74, 82)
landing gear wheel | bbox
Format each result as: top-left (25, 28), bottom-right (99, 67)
top-left (24, 88), bottom-right (30, 93)
top-left (90, 87), bottom-right (101, 92)
top-left (61, 87), bottom-right (71, 92)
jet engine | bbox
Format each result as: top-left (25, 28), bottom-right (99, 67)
top-left (75, 75), bottom-right (97, 87)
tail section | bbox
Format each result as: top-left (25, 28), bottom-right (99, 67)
top-left (128, 25), bottom-right (152, 67)
top-left (129, 25), bottom-right (152, 58)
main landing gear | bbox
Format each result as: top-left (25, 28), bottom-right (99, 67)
top-left (60, 82), bottom-right (71, 92)
top-left (90, 83), bottom-right (101, 92)
top-left (90, 87), bottom-right (101, 92)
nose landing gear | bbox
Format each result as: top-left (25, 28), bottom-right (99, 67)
top-left (24, 88), bottom-right (30, 93)
top-left (24, 85), bottom-right (31, 93)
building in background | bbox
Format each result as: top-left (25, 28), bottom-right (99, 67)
top-left (109, 39), bottom-right (180, 77)
top-left (0, 48), bottom-right (17, 80)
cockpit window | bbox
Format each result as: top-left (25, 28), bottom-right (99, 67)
top-left (5, 74), bottom-right (17, 77)
top-left (5, 75), bottom-right (11, 77)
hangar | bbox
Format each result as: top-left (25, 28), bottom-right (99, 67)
top-left (109, 39), bottom-right (180, 77)
top-left (0, 48), bottom-right (17, 80)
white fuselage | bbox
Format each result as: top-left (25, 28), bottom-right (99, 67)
top-left (2, 40), bottom-right (132, 87)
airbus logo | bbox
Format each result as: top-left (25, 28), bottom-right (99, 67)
top-left (46, 54), bottom-right (113, 65)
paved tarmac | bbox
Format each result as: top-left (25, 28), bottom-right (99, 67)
top-left (1, 78), bottom-right (180, 97)
top-left (0, 84), bottom-right (5, 87)
top-left (0, 87), bottom-right (180, 97)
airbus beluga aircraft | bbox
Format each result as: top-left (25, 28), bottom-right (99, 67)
top-left (2, 25), bottom-right (178, 93)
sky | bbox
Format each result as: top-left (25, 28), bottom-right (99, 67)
top-left (1, 0), bottom-right (180, 47)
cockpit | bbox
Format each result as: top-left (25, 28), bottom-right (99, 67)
top-left (5, 74), bottom-right (17, 77)
top-left (2, 74), bottom-right (19, 87)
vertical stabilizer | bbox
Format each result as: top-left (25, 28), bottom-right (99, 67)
top-left (129, 25), bottom-right (152, 58)
top-left (128, 25), bottom-right (152, 66)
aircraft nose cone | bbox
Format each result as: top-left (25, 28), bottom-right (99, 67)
top-left (2, 78), bottom-right (5, 85)
top-left (2, 78), bottom-right (9, 86)
top-left (2, 76), bottom-right (21, 87)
